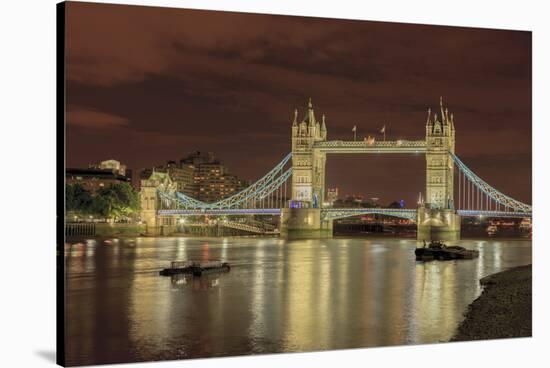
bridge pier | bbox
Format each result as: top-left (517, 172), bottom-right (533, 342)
top-left (280, 208), bottom-right (333, 239)
top-left (417, 207), bottom-right (461, 241)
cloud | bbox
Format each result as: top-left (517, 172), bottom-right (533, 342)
top-left (64, 2), bottom-right (531, 203)
top-left (67, 106), bottom-right (129, 128)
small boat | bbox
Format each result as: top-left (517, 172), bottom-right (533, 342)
top-left (159, 260), bottom-right (230, 277)
top-left (415, 240), bottom-right (479, 261)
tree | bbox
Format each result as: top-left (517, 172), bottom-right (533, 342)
top-left (92, 183), bottom-right (140, 221)
top-left (66, 184), bottom-right (93, 214)
top-left (114, 182), bottom-right (140, 219)
top-left (89, 193), bottom-right (111, 219)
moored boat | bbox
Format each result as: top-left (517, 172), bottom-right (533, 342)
top-left (159, 260), bottom-right (230, 277)
top-left (415, 240), bottom-right (479, 261)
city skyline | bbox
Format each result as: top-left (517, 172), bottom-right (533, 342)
top-left (71, 154), bottom-right (415, 205)
top-left (65, 2), bottom-right (531, 206)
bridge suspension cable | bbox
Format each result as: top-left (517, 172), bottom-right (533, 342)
top-left (452, 153), bottom-right (531, 213)
top-left (158, 153), bottom-right (292, 210)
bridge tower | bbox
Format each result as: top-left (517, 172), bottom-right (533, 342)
top-left (290, 98), bottom-right (327, 207)
top-left (281, 98), bottom-right (332, 238)
top-left (418, 97), bottom-right (461, 241)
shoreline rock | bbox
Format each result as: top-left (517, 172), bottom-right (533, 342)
top-left (451, 264), bottom-right (532, 342)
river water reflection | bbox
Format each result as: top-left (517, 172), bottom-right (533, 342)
top-left (65, 236), bottom-right (531, 366)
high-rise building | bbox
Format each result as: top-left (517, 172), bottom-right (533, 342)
top-left (139, 152), bottom-right (248, 203)
top-left (166, 161), bottom-right (195, 196)
top-left (186, 154), bottom-right (248, 202)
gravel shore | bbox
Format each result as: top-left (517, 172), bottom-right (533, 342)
top-left (452, 264), bottom-right (532, 341)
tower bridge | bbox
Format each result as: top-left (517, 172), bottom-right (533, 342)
top-left (146, 98), bottom-right (531, 240)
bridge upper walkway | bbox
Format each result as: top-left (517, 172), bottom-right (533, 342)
top-left (313, 140), bottom-right (427, 153)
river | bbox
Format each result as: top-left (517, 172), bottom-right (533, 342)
top-left (64, 236), bottom-right (531, 366)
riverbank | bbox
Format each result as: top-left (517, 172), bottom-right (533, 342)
top-left (452, 264), bottom-right (532, 341)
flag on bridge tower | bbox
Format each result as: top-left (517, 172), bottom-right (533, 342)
top-left (417, 192), bottom-right (424, 205)
top-left (380, 125), bottom-right (386, 141)
top-left (352, 125), bottom-right (357, 141)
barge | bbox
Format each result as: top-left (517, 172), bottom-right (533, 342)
top-left (415, 240), bottom-right (479, 261)
top-left (159, 260), bottom-right (230, 277)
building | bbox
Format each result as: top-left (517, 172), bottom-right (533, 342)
top-left (326, 188), bottom-right (339, 206)
top-left (140, 171), bottom-right (177, 231)
top-left (82, 159), bottom-right (133, 189)
top-left (189, 155), bottom-right (248, 202)
top-left (139, 161), bottom-right (195, 196)
top-left (166, 161), bottom-right (195, 196)
top-left (66, 168), bottom-right (132, 192)
top-left (91, 159), bottom-right (127, 176)
top-left (138, 151), bottom-right (248, 203)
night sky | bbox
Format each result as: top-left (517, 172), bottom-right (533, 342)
top-left (65, 1), bottom-right (532, 207)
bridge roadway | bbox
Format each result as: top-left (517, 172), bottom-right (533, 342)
top-left (158, 208), bottom-right (532, 221)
